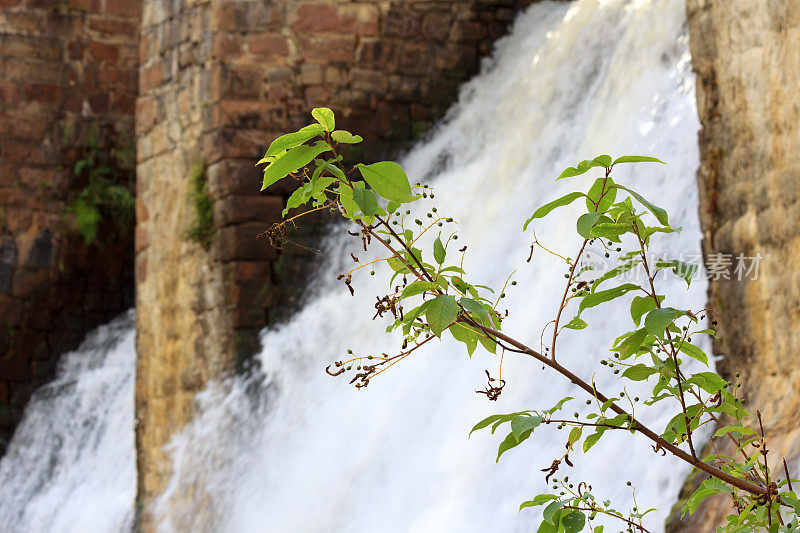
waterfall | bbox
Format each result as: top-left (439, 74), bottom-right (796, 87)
top-left (157, 1), bottom-right (705, 531)
top-left (0, 0), bottom-right (706, 531)
top-left (0, 311), bottom-right (136, 532)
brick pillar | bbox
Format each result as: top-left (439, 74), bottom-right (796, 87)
top-left (0, 0), bottom-right (140, 454)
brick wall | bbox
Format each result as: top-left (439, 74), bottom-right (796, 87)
top-left (0, 0), bottom-right (140, 453)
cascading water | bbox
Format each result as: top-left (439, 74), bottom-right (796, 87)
top-left (156, 1), bottom-right (706, 531)
top-left (0, 311), bottom-right (136, 532)
top-left (0, 0), bottom-right (707, 531)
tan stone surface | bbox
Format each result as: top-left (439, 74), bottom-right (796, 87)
top-left (672, 1), bottom-right (800, 530)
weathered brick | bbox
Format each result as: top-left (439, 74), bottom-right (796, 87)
top-left (213, 194), bottom-right (283, 226)
top-left (105, 0), bottom-right (140, 18)
top-left (139, 61), bottom-right (163, 93)
top-left (299, 35), bottom-right (356, 63)
top-left (293, 3), bottom-right (379, 35)
top-left (248, 35), bottom-right (290, 58)
top-left (88, 17), bottom-right (137, 38)
top-left (214, 2), bottom-right (282, 32)
top-left (217, 224), bottom-right (278, 262)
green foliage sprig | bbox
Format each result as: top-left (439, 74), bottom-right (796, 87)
top-left (68, 124), bottom-right (135, 245)
top-left (258, 108), bottom-right (800, 532)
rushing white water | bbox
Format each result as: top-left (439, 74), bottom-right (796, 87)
top-left (0, 311), bottom-right (136, 533)
top-left (156, 1), bottom-right (706, 532)
top-left (0, 1), bottom-right (706, 531)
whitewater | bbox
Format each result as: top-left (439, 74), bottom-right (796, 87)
top-left (0, 1), bottom-right (706, 532)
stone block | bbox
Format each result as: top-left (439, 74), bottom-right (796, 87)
top-left (293, 3), bottom-right (379, 36)
top-left (89, 40), bottom-right (120, 62)
top-left (217, 223), bottom-right (278, 262)
top-left (213, 194), bottom-right (283, 227)
top-left (298, 35), bottom-right (357, 63)
top-left (214, 2), bottom-right (283, 33)
top-left (248, 35), bottom-right (289, 58)
top-left (206, 159), bottom-right (264, 196)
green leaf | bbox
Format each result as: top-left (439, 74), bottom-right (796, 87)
top-left (644, 307), bottom-right (685, 338)
top-left (622, 364), bottom-right (658, 381)
top-left (656, 259), bottom-right (698, 288)
top-left (523, 192), bottom-right (585, 230)
top-left (545, 397), bottom-right (573, 414)
top-left (469, 412), bottom-right (524, 436)
top-left (497, 429), bottom-right (532, 462)
top-left (592, 155), bottom-right (612, 168)
top-left (613, 184), bottom-right (669, 226)
top-left (536, 520), bottom-right (558, 533)
top-left (578, 283), bottom-right (641, 313)
top-left (311, 107), bottom-right (335, 131)
top-left (459, 297), bottom-right (490, 323)
top-left (678, 342), bottom-right (708, 366)
top-left (590, 222), bottom-right (630, 240)
top-left (357, 162), bottom-right (420, 203)
top-left (401, 281), bottom-right (441, 299)
top-left (611, 155), bottom-right (666, 166)
top-left (564, 317), bottom-right (588, 330)
top-left (352, 187), bottom-right (379, 216)
top-left (478, 332), bottom-right (497, 354)
top-left (543, 500), bottom-right (564, 524)
top-left (262, 142), bottom-right (330, 191)
top-left (576, 212), bottom-right (601, 238)
top-left (685, 372), bottom-right (728, 394)
top-left (618, 328), bottom-right (648, 359)
top-left (586, 177), bottom-right (616, 213)
top-left (520, 494), bottom-right (558, 511)
top-left (331, 130), bottom-right (362, 144)
top-left (630, 295), bottom-right (658, 327)
top-left (511, 415), bottom-right (542, 441)
top-left (259, 124), bottom-right (325, 161)
top-left (560, 510), bottom-right (586, 532)
top-left (583, 431), bottom-right (603, 452)
top-left (386, 200), bottom-right (401, 214)
top-left (591, 260), bottom-right (641, 293)
top-left (684, 478), bottom-right (730, 515)
top-left (449, 323), bottom-right (478, 357)
top-left (425, 295), bottom-right (458, 337)
top-left (433, 236), bottom-right (446, 264)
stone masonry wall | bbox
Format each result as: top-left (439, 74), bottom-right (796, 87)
top-left (669, 1), bottom-right (800, 530)
top-left (0, 0), bottom-right (140, 453)
top-left (135, 0), bottom-right (541, 527)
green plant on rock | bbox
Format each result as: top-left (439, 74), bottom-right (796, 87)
top-left (183, 159), bottom-right (216, 251)
top-left (68, 124), bottom-right (135, 245)
top-left (258, 108), bottom-right (800, 532)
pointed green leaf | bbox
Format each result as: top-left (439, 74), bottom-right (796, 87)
top-left (630, 295), bottom-right (658, 326)
top-left (613, 184), bottom-right (669, 226)
top-left (261, 142), bottom-right (331, 191)
top-left (622, 364), bottom-right (658, 381)
top-left (331, 130), bottom-right (362, 144)
top-left (433, 236), bottom-right (446, 264)
top-left (644, 307), bottom-right (685, 338)
top-left (425, 295), bottom-right (458, 337)
top-left (586, 177), bottom-right (616, 213)
top-left (311, 107), bottom-right (335, 131)
top-left (259, 124), bottom-right (325, 161)
top-left (357, 161), bottom-right (420, 204)
top-left (564, 317), bottom-right (588, 330)
top-left (511, 415), bottom-right (542, 441)
top-left (352, 187), bottom-right (379, 216)
top-left (592, 154), bottom-right (612, 168)
top-left (618, 328), bottom-right (648, 359)
top-left (524, 192), bottom-right (585, 230)
top-left (576, 212), bottom-right (601, 238)
top-left (611, 155), bottom-right (666, 166)
top-left (449, 323), bottom-right (478, 357)
top-left (578, 283), bottom-right (641, 313)
top-left (401, 281), bottom-right (441, 299)
top-left (678, 342), bottom-right (708, 366)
